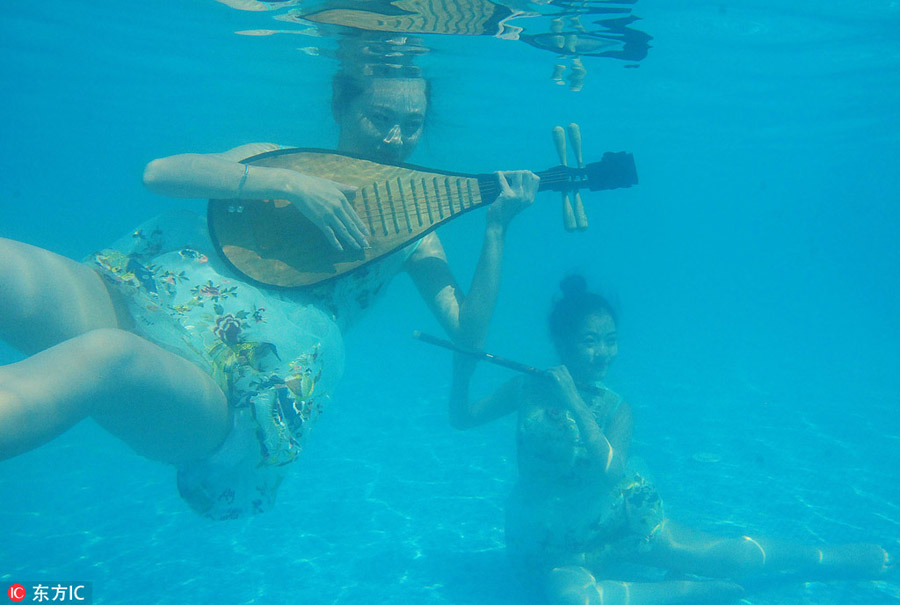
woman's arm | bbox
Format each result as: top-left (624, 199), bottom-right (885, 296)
top-left (603, 399), bottom-right (633, 476)
top-left (449, 356), bottom-right (524, 429)
top-left (545, 366), bottom-right (630, 480)
top-left (405, 170), bottom-right (539, 350)
top-left (142, 144), bottom-right (370, 251)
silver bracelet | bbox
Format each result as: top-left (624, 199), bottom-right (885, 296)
top-left (236, 164), bottom-right (250, 196)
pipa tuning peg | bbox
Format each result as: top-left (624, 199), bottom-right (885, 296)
top-left (565, 123), bottom-right (588, 230)
top-left (572, 191), bottom-right (588, 231)
top-left (552, 125), bottom-right (567, 166)
top-left (566, 123), bottom-right (584, 169)
top-left (562, 193), bottom-right (577, 232)
top-left (552, 125), bottom-right (577, 231)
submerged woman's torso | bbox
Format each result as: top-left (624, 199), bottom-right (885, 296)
top-left (515, 380), bottom-right (624, 489)
top-left (507, 381), bottom-right (663, 571)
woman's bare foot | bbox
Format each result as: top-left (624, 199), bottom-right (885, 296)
top-left (817, 543), bottom-right (893, 579)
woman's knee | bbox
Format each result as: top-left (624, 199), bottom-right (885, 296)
top-left (77, 328), bottom-right (150, 380)
top-left (545, 566), bottom-right (602, 605)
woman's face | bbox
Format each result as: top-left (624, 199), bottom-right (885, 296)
top-left (559, 312), bottom-right (618, 383)
top-left (337, 77), bottom-right (427, 163)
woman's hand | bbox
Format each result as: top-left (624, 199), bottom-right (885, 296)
top-left (486, 170), bottom-right (540, 230)
top-left (543, 365), bottom-right (586, 412)
top-left (545, 365), bottom-right (617, 473)
top-left (283, 172), bottom-right (370, 251)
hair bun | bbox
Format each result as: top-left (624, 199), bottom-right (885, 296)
top-left (559, 274), bottom-right (588, 298)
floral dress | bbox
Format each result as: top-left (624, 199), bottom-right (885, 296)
top-left (506, 382), bottom-right (665, 575)
top-left (88, 210), bottom-right (415, 520)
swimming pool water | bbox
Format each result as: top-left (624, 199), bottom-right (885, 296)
top-left (2, 0), bottom-right (899, 603)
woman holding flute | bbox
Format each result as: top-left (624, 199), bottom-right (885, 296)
top-left (444, 274), bottom-right (892, 604)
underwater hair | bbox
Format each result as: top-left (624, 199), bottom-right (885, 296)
top-left (331, 70), bottom-right (432, 120)
top-left (548, 275), bottom-right (618, 350)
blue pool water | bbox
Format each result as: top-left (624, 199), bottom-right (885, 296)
top-left (1, 1), bottom-right (899, 603)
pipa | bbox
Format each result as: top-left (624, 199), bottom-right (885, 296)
top-left (208, 147), bottom-right (637, 289)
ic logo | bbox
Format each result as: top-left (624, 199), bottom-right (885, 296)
top-left (7, 585), bottom-right (26, 602)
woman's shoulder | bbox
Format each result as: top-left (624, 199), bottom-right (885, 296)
top-left (597, 384), bottom-right (625, 409)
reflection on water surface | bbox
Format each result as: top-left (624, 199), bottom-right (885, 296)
top-left (220, 0), bottom-right (651, 91)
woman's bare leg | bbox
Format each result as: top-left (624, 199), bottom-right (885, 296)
top-left (642, 519), bottom-right (890, 580)
top-left (0, 328), bottom-right (231, 464)
top-left (0, 239), bottom-right (230, 462)
top-left (0, 238), bottom-right (120, 354)
top-left (544, 565), bottom-right (744, 605)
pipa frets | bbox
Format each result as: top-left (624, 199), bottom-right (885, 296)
top-left (360, 187), bottom-right (375, 235)
top-left (384, 181), bottom-right (400, 233)
top-left (456, 180), bottom-right (466, 211)
top-left (444, 178), bottom-right (456, 215)
top-left (371, 183), bottom-right (388, 235)
top-left (411, 178), bottom-right (431, 226)
top-left (432, 177), bottom-right (444, 220)
top-left (396, 177), bottom-right (414, 232)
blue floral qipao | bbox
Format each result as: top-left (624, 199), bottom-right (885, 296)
top-left (88, 210), bottom-right (415, 519)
